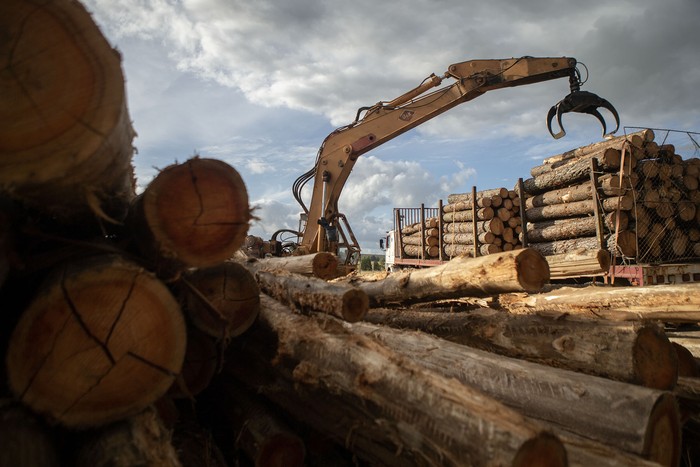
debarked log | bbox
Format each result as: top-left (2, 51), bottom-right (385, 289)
top-left (357, 249), bottom-right (549, 306)
top-left (498, 283), bottom-right (700, 324)
top-left (224, 296), bottom-right (569, 467)
top-left (252, 269), bottom-right (368, 322)
top-left (350, 321), bottom-right (680, 466)
top-left (362, 307), bottom-right (677, 390)
top-left (5, 255), bottom-right (186, 427)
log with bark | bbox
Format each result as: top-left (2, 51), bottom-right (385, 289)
top-left (527, 231), bottom-right (637, 258)
top-left (526, 214), bottom-right (628, 243)
top-left (443, 218), bottom-right (505, 235)
top-left (443, 243), bottom-right (502, 257)
top-left (0, 399), bottom-right (60, 467)
top-left (242, 252), bottom-right (339, 280)
top-left (5, 254), bottom-right (187, 427)
top-left (540, 129), bottom-right (654, 166)
top-left (0, 0), bottom-right (137, 225)
top-left (128, 157), bottom-right (252, 274)
top-left (446, 187), bottom-right (509, 204)
top-left (225, 295), bottom-right (569, 467)
top-left (530, 147), bottom-right (622, 178)
top-left (74, 407), bottom-right (181, 467)
top-left (181, 261), bottom-right (260, 340)
top-left (204, 376), bottom-right (306, 467)
top-left (362, 307), bottom-right (678, 390)
top-left (251, 268), bottom-right (368, 322)
top-left (350, 320), bottom-right (681, 465)
top-left (357, 249), bottom-right (550, 306)
top-left (498, 283), bottom-right (700, 323)
top-left (545, 248), bottom-right (611, 278)
top-left (524, 193), bottom-right (633, 223)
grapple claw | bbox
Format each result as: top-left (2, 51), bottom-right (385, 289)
top-left (546, 89), bottom-right (620, 140)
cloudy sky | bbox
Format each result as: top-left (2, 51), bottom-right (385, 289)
top-left (83, 0), bottom-right (700, 254)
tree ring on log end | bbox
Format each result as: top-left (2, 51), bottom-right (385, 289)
top-left (643, 393), bottom-right (681, 467)
top-left (511, 431), bottom-right (567, 467)
top-left (633, 325), bottom-right (678, 390)
top-left (515, 248), bottom-right (551, 293)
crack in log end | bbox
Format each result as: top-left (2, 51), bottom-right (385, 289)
top-left (60, 269), bottom-right (115, 364)
top-left (104, 270), bottom-right (138, 349)
top-left (186, 159), bottom-right (205, 227)
top-left (126, 351), bottom-right (179, 378)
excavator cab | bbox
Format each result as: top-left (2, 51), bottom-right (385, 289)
top-left (547, 65), bottom-right (620, 139)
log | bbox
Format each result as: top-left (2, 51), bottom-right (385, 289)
top-left (350, 320), bottom-right (681, 465)
top-left (527, 231), bottom-right (637, 258)
top-left (362, 308), bottom-right (677, 390)
top-left (522, 157), bottom-right (597, 195)
top-left (170, 420), bottom-right (228, 467)
top-left (541, 129), bottom-right (653, 165)
top-left (441, 231), bottom-right (496, 245)
top-left (167, 328), bottom-right (218, 399)
top-left (443, 243), bottom-right (501, 257)
top-left (545, 248), bottom-right (611, 278)
top-left (524, 176), bottom-right (633, 209)
top-left (402, 243), bottom-right (439, 257)
top-left (442, 206), bottom-right (494, 222)
top-left (0, 399), bottom-right (60, 467)
top-left (442, 198), bottom-right (492, 211)
top-left (225, 296), bottom-right (569, 467)
top-left (205, 376), bottom-right (306, 467)
top-left (74, 407), bottom-right (181, 467)
top-left (446, 187), bottom-right (509, 204)
top-left (252, 269), bottom-right (368, 322)
top-left (181, 261), bottom-right (260, 339)
top-left (0, 0), bottom-right (137, 224)
top-left (357, 249), bottom-right (549, 306)
top-left (128, 157), bottom-right (252, 272)
top-left (443, 218), bottom-right (505, 235)
top-left (498, 283), bottom-right (700, 323)
top-left (402, 233), bottom-right (439, 247)
top-left (242, 252), bottom-right (339, 280)
top-left (526, 213), bottom-right (628, 243)
top-left (524, 193), bottom-right (633, 222)
top-left (530, 147), bottom-right (621, 177)
top-left (6, 254), bottom-right (186, 427)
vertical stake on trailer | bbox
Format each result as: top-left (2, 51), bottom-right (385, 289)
top-left (517, 178), bottom-right (528, 247)
top-left (419, 203), bottom-right (426, 261)
top-left (395, 208), bottom-right (404, 260)
top-left (438, 199), bottom-right (444, 261)
top-left (589, 158), bottom-right (605, 249)
top-left (471, 186), bottom-right (479, 257)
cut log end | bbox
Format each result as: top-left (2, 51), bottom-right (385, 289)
top-left (341, 289), bottom-right (370, 323)
top-left (511, 431), bottom-right (567, 467)
top-left (5, 255), bottom-right (186, 427)
top-left (643, 393), bottom-right (681, 467)
top-left (311, 252), bottom-right (340, 280)
top-left (257, 433), bottom-right (306, 467)
top-left (633, 326), bottom-right (678, 390)
top-left (515, 248), bottom-right (551, 293)
top-left (141, 158), bottom-right (252, 268)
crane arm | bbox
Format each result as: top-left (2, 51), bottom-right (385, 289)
top-left (292, 56), bottom-right (618, 261)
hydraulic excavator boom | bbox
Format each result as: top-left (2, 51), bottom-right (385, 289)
top-left (275, 56), bottom-right (619, 266)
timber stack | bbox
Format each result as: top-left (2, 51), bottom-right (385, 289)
top-left (520, 128), bottom-right (700, 277)
top-left (2, 1), bottom-right (700, 466)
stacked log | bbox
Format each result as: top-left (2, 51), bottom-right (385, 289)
top-left (520, 131), bottom-right (653, 265)
top-left (398, 216), bottom-right (440, 258)
top-left (635, 149), bottom-right (700, 262)
top-left (442, 187), bottom-right (523, 256)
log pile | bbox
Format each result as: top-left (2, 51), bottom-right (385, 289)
top-left (521, 129), bottom-right (700, 270)
top-left (442, 187), bottom-right (523, 256)
top-left (3, 1), bottom-right (700, 466)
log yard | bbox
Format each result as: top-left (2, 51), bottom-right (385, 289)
top-left (2, 0), bottom-right (700, 466)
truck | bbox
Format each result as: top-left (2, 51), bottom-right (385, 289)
top-left (266, 56), bottom-right (619, 269)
